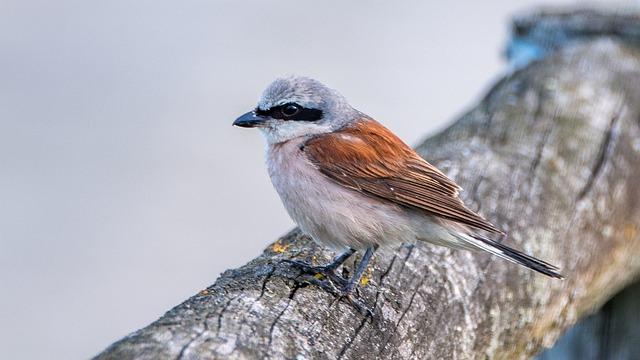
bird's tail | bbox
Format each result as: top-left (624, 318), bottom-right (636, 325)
top-left (456, 232), bottom-right (564, 279)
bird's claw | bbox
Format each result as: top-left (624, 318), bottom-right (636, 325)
top-left (281, 258), bottom-right (373, 316)
top-left (280, 259), bottom-right (348, 286)
top-left (280, 259), bottom-right (329, 274)
top-left (343, 293), bottom-right (374, 317)
top-left (295, 273), bottom-right (341, 295)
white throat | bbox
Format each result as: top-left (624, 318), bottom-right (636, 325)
top-left (259, 121), bottom-right (333, 145)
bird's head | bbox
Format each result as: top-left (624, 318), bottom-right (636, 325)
top-left (233, 76), bottom-right (360, 144)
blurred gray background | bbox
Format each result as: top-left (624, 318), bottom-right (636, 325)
top-left (0, 0), bottom-right (606, 359)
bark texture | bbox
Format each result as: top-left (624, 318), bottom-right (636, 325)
top-left (538, 279), bottom-right (640, 359)
top-left (95, 8), bottom-right (640, 360)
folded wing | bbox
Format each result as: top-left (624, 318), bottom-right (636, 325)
top-left (302, 118), bottom-right (504, 235)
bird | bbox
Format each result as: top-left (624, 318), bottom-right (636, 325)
top-left (233, 76), bottom-right (563, 311)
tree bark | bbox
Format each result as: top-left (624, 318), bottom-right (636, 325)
top-left (538, 279), bottom-right (640, 359)
top-left (95, 8), bottom-right (640, 360)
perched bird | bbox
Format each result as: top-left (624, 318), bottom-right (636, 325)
top-left (233, 76), bottom-right (563, 310)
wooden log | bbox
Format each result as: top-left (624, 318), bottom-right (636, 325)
top-left (539, 279), bottom-right (640, 359)
top-left (95, 8), bottom-right (640, 360)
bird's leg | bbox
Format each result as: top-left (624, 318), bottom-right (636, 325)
top-left (282, 248), bottom-right (356, 277)
top-left (325, 248), bottom-right (357, 271)
top-left (282, 248), bottom-right (356, 296)
top-left (341, 246), bottom-right (375, 294)
top-left (339, 246), bottom-right (376, 316)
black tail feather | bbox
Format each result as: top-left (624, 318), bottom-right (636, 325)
top-left (469, 234), bottom-right (564, 279)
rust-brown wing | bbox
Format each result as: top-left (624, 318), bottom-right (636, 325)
top-left (302, 118), bottom-right (503, 235)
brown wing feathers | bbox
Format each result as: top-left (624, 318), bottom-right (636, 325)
top-left (303, 119), bottom-right (504, 235)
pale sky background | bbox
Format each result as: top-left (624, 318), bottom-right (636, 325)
top-left (0, 0), bottom-right (615, 359)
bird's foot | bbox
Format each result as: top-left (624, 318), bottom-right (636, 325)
top-left (284, 269), bottom-right (372, 316)
top-left (293, 273), bottom-right (340, 293)
top-left (281, 259), bottom-right (331, 274)
top-left (281, 259), bottom-right (348, 287)
top-left (343, 293), bottom-right (374, 317)
top-left (335, 280), bottom-right (374, 316)
top-left (335, 246), bottom-right (376, 316)
top-left (293, 273), bottom-right (373, 316)
top-left (281, 254), bottom-right (374, 316)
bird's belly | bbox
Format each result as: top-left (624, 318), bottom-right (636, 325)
top-left (267, 141), bottom-right (416, 251)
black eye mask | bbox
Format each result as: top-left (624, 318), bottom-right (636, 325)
top-left (256, 103), bottom-right (323, 122)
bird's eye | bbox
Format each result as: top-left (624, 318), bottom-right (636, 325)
top-left (281, 104), bottom-right (300, 117)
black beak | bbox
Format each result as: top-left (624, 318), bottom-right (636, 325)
top-left (233, 111), bottom-right (267, 128)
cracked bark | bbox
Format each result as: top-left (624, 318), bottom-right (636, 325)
top-left (95, 8), bottom-right (640, 360)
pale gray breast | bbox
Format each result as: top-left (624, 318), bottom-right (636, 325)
top-left (265, 139), bottom-right (418, 251)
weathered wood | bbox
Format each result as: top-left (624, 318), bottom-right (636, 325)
top-left (539, 279), bottom-right (640, 359)
top-left (95, 9), bottom-right (640, 360)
